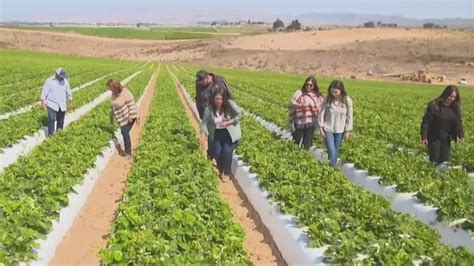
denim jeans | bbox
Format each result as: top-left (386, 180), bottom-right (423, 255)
top-left (213, 129), bottom-right (237, 175)
top-left (324, 131), bottom-right (344, 167)
top-left (207, 136), bottom-right (214, 160)
top-left (120, 120), bottom-right (135, 156)
top-left (47, 107), bottom-right (66, 136)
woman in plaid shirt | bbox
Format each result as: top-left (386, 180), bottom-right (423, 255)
top-left (288, 76), bottom-right (324, 149)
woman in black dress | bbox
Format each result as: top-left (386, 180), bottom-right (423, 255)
top-left (421, 85), bottom-right (465, 166)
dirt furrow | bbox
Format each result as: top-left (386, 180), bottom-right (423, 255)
top-left (169, 69), bottom-right (285, 266)
top-left (50, 70), bottom-right (158, 265)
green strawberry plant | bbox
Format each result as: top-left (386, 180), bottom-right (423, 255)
top-left (101, 70), bottom-right (250, 264)
top-left (174, 69), bottom-right (474, 263)
top-left (179, 67), bottom-right (474, 226)
top-left (0, 50), bottom-right (142, 113)
top-left (0, 66), bottom-right (156, 263)
top-left (237, 116), bottom-right (473, 263)
top-left (0, 66), bottom-right (141, 150)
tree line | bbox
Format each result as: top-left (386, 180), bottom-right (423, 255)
top-left (272, 18), bottom-right (302, 31)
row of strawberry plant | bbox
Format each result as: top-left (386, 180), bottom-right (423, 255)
top-left (0, 67), bottom-right (141, 150)
top-left (0, 49), bottom-right (139, 86)
top-left (0, 66), bottom-right (156, 263)
top-left (100, 70), bottom-right (250, 264)
top-left (172, 65), bottom-right (196, 98)
top-left (201, 67), bottom-right (474, 171)
top-left (0, 69), bottom-right (117, 113)
top-left (0, 67), bottom-right (95, 97)
top-left (173, 71), bottom-right (474, 263)
top-left (0, 50), bottom-right (139, 113)
top-left (237, 115), bottom-right (473, 263)
top-left (236, 78), bottom-right (473, 226)
top-left (181, 67), bottom-right (474, 225)
top-left (178, 65), bottom-right (474, 166)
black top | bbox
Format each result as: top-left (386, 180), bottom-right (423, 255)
top-left (421, 101), bottom-right (464, 141)
top-left (195, 74), bottom-right (233, 112)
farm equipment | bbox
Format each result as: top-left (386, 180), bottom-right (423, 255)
top-left (400, 70), bottom-right (447, 84)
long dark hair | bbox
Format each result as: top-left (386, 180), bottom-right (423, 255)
top-left (326, 80), bottom-right (348, 105)
top-left (301, 76), bottom-right (322, 97)
top-left (210, 88), bottom-right (232, 116)
top-left (429, 85), bottom-right (461, 115)
top-left (435, 85), bottom-right (461, 105)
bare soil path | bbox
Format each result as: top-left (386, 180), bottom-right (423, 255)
top-left (49, 70), bottom-right (158, 265)
top-left (169, 69), bottom-right (285, 266)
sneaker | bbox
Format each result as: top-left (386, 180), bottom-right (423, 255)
top-left (220, 174), bottom-right (230, 182)
top-left (436, 161), bottom-right (449, 172)
top-left (124, 154), bottom-right (133, 160)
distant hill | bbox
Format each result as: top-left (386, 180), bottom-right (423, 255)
top-left (296, 13), bottom-right (474, 28)
top-left (2, 12), bottom-right (473, 29)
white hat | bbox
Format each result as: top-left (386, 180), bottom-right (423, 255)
top-left (55, 68), bottom-right (68, 79)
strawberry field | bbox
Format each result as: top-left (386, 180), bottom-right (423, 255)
top-left (172, 65), bottom-right (474, 263)
top-left (0, 50), bottom-right (153, 262)
top-left (174, 66), bottom-right (474, 225)
top-left (101, 71), bottom-right (249, 264)
top-left (0, 48), bottom-right (473, 264)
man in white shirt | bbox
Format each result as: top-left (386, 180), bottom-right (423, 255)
top-left (40, 68), bottom-right (74, 136)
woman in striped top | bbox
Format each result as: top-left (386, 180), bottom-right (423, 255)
top-left (108, 79), bottom-right (138, 158)
top-left (288, 76), bottom-right (324, 150)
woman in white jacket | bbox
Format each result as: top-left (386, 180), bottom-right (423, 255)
top-left (319, 80), bottom-right (353, 167)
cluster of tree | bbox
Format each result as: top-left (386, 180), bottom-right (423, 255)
top-left (136, 23), bottom-right (149, 28)
top-left (246, 19), bottom-right (266, 25)
top-left (272, 18), bottom-right (302, 31)
top-left (210, 20), bottom-right (265, 26)
top-left (363, 21), bottom-right (448, 29)
top-left (423, 23), bottom-right (448, 29)
top-left (377, 21), bottom-right (397, 27)
top-left (363, 21), bottom-right (397, 28)
top-left (363, 21), bottom-right (376, 28)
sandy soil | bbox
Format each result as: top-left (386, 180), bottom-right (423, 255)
top-left (0, 27), bottom-right (205, 61)
top-left (205, 28), bottom-right (474, 83)
top-left (169, 70), bottom-right (284, 265)
top-left (50, 71), bottom-right (158, 265)
top-left (2, 26), bottom-right (473, 84)
top-left (218, 28), bottom-right (473, 51)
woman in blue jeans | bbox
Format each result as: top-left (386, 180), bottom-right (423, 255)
top-left (319, 80), bottom-right (353, 167)
top-left (201, 89), bottom-right (242, 182)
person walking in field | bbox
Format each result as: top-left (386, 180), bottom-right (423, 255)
top-left (319, 80), bottom-right (353, 168)
top-left (195, 70), bottom-right (234, 159)
top-left (201, 88), bottom-right (242, 182)
top-left (107, 79), bottom-right (138, 159)
top-left (195, 70), bottom-right (233, 119)
top-left (288, 76), bottom-right (324, 150)
top-left (421, 85), bottom-right (464, 167)
top-left (40, 68), bottom-right (74, 136)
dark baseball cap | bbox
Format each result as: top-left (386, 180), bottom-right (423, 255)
top-left (55, 67), bottom-right (68, 79)
top-left (196, 70), bottom-right (209, 81)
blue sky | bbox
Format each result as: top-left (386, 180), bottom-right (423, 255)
top-left (0, 0), bottom-right (472, 22)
